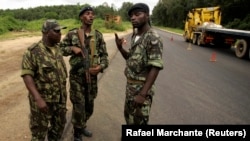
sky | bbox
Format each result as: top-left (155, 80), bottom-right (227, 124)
top-left (0, 0), bottom-right (159, 14)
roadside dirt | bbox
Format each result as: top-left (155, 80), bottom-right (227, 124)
top-left (0, 35), bottom-right (38, 140)
top-left (0, 31), bottom-right (126, 141)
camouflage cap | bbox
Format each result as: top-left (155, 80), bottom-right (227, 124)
top-left (128, 3), bottom-right (149, 16)
top-left (42, 19), bottom-right (67, 33)
top-left (79, 6), bottom-right (94, 17)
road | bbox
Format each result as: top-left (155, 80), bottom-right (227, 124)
top-left (151, 29), bottom-right (250, 124)
top-left (62, 29), bottom-right (250, 141)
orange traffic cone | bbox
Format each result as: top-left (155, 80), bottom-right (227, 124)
top-left (209, 52), bottom-right (217, 62)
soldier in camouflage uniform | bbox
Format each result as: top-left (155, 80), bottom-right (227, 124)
top-left (21, 19), bottom-right (67, 141)
top-left (115, 3), bottom-right (164, 125)
top-left (60, 6), bottom-right (109, 141)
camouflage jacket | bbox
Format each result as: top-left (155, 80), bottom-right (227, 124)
top-left (60, 28), bottom-right (109, 75)
top-left (21, 41), bottom-right (67, 103)
top-left (125, 28), bottom-right (164, 81)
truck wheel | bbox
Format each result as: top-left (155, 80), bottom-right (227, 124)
top-left (235, 39), bottom-right (249, 59)
top-left (192, 35), bottom-right (197, 45)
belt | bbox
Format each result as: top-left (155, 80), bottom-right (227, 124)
top-left (127, 78), bottom-right (145, 84)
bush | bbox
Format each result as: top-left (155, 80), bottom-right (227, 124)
top-left (0, 16), bottom-right (26, 34)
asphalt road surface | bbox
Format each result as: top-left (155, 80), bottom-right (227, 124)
top-left (61, 28), bottom-right (250, 141)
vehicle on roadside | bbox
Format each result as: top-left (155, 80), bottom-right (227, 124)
top-left (183, 6), bottom-right (250, 59)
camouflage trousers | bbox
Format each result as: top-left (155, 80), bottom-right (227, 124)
top-left (124, 82), bottom-right (155, 125)
top-left (28, 95), bottom-right (67, 141)
top-left (69, 73), bottom-right (98, 128)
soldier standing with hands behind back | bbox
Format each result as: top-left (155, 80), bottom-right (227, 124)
top-left (21, 19), bottom-right (68, 141)
top-left (60, 5), bottom-right (109, 141)
top-left (115, 3), bottom-right (164, 125)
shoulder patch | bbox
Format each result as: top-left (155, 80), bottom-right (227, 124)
top-left (28, 43), bottom-right (38, 51)
top-left (95, 29), bottom-right (102, 35)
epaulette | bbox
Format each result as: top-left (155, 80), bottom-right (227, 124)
top-left (66, 28), bottom-right (78, 38)
top-left (95, 29), bottom-right (102, 34)
top-left (94, 29), bottom-right (103, 37)
top-left (28, 43), bottom-right (38, 51)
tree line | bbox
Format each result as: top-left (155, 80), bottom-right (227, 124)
top-left (152, 0), bottom-right (250, 30)
top-left (0, 0), bottom-right (249, 34)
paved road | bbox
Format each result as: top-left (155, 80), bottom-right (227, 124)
top-left (153, 29), bottom-right (250, 124)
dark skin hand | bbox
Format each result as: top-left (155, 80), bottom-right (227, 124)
top-left (114, 33), bottom-right (129, 60)
top-left (114, 33), bottom-right (124, 49)
top-left (89, 65), bottom-right (102, 75)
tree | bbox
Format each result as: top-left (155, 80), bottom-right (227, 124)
top-left (44, 12), bottom-right (58, 19)
top-left (118, 2), bottom-right (133, 22)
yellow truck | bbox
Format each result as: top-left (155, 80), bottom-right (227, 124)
top-left (183, 6), bottom-right (250, 59)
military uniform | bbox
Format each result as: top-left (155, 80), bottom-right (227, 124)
top-left (60, 28), bottom-right (108, 129)
top-left (21, 41), bottom-right (68, 140)
top-left (124, 28), bottom-right (164, 125)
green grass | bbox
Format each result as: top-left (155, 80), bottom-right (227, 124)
top-left (0, 18), bottom-right (182, 41)
top-left (0, 18), bottom-right (132, 41)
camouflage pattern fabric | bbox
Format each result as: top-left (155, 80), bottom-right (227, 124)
top-left (60, 28), bottom-right (108, 128)
top-left (21, 41), bottom-right (68, 140)
top-left (124, 83), bottom-right (154, 125)
top-left (125, 28), bottom-right (163, 81)
top-left (124, 28), bottom-right (163, 125)
top-left (29, 96), bottom-right (67, 141)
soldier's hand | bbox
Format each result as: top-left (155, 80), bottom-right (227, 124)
top-left (35, 98), bottom-right (48, 113)
top-left (71, 46), bottom-right (82, 54)
top-left (114, 33), bottom-right (125, 50)
top-left (133, 94), bottom-right (145, 106)
top-left (89, 65), bottom-right (102, 75)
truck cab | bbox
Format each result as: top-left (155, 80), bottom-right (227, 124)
top-left (183, 6), bottom-right (222, 43)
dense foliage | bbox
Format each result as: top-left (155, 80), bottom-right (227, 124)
top-left (0, 0), bottom-right (249, 35)
top-left (151, 0), bottom-right (250, 30)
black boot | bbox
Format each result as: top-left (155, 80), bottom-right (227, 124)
top-left (81, 127), bottom-right (92, 137)
top-left (74, 127), bottom-right (83, 141)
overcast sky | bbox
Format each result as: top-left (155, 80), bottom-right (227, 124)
top-left (0, 0), bottom-right (159, 14)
